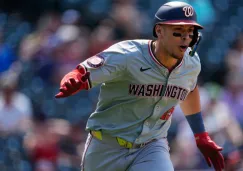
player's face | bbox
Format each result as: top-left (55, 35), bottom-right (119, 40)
top-left (159, 25), bottom-right (194, 59)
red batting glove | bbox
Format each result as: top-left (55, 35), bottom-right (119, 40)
top-left (195, 132), bottom-right (225, 171)
top-left (55, 65), bottom-right (90, 98)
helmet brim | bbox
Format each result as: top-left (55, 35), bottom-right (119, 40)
top-left (160, 20), bottom-right (203, 29)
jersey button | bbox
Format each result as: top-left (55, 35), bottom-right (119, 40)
top-left (145, 121), bottom-right (150, 126)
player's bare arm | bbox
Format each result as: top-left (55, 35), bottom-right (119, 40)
top-left (180, 86), bottom-right (225, 171)
top-left (180, 85), bottom-right (201, 115)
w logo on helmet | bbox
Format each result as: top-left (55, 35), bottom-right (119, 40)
top-left (183, 6), bottom-right (194, 17)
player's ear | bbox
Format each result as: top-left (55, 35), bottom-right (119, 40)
top-left (155, 24), bottom-right (164, 38)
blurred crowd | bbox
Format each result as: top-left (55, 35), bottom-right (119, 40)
top-left (0, 0), bottom-right (243, 170)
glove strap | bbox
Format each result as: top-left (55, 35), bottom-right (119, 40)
top-left (76, 64), bottom-right (87, 74)
top-left (194, 132), bottom-right (209, 141)
top-left (75, 64), bottom-right (91, 90)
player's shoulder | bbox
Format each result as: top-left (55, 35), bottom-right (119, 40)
top-left (183, 48), bottom-right (201, 67)
top-left (103, 39), bottom-right (150, 55)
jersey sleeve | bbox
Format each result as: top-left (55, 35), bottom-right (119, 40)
top-left (191, 52), bottom-right (201, 91)
top-left (80, 43), bottom-right (128, 87)
top-left (191, 78), bottom-right (198, 91)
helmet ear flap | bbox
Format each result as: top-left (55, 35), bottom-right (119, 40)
top-left (189, 29), bottom-right (199, 47)
top-left (189, 31), bottom-right (202, 56)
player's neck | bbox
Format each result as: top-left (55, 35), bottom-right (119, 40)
top-left (152, 40), bottom-right (180, 71)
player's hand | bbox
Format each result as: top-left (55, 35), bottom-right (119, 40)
top-left (195, 132), bottom-right (224, 171)
top-left (55, 67), bottom-right (90, 98)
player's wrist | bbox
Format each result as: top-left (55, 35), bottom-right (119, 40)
top-left (63, 65), bottom-right (87, 81)
top-left (194, 132), bottom-right (208, 137)
top-left (186, 111), bottom-right (206, 134)
top-left (76, 64), bottom-right (86, 74)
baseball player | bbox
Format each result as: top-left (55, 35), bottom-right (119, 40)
top-left (55, 1), bottom-right (224, 171)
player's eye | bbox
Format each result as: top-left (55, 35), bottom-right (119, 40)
top-left (173, 32), bottom-right (194, 39)
top-left (173, 32), bottom-right (182, 37)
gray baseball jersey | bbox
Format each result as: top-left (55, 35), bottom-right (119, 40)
top-left (81, 39), bottom-right (200, 144)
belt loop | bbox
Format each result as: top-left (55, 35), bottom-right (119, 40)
top-left (116, 137), bottom-right (133, 148)
top-left (126, 142), bottom-right (133, 148)
top-left (116, 137), bottom-right (127, 147)
top-left (91, 130), bottom-right (102, 140)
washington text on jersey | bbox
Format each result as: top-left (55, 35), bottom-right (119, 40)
top-left (129, 83), bottom-right (189, 100)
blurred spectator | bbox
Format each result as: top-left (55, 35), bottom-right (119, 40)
top-left (61, 9), bottom-right (82, 25)
top-left (51, 24), bottom-right (91, 84)
top-left (110, 0), bottom-right (149, 39)
top-left (0, 63), bottom-right (32, 135)
top-left (225, 33), bottom-right (243, 77)
top-left (0, 29), bottom-right (17, 73)
top-left (23, 113), bottom-right (60, 171)
top-left (19, 12), bottom-right (61, 62)
top-left (222, 74), bottom-right (243, 131)
top-left (17, 12), bottom-right (62, 84)
top-left (58, 122), bottom-right (87, 170)
top-left (224, 34), bottom-right (243, 129)
top-left (88, 19), bottom-right (117, 56)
